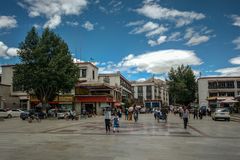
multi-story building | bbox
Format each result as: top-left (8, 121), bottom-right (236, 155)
top-left (76, 62), bottom-right (98, 83)
top-left (1, 64), bottom-right (74, 110)
top-left (1, 65), bottom-right (30, 109)
top-left (74, 63), bottom-right (122, 115)
top-left (198, 76), bottom-right (240, 109)
top-left (131, 78), bottom-right (169, 108)
top-left (98, 71), bottom-right (133, 106)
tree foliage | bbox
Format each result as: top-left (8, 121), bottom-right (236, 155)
top-left (167, 65), bottom-right (197, 105)
top-left (13, 27), bottom-right (79, 105)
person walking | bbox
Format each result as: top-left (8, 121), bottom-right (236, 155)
top-left (193, 108), bottom-right (198, 119)
top-left (125, 108), bottom-right (128, 120)
top-left (104, 107), bottom-right (111, 134)
top-left (182, 107), bottom-right (190, 129)
top-left (133, 110), bottom-right (138, 122)
top-left (112, 113), bottom-right (120, 133)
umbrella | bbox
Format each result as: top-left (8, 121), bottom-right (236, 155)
top-left (221, 98), bottom-right (238, 103)
top-left (128, 107), bottom-right (134, 112)
top-left (136, 106), bottom-right (141, 109)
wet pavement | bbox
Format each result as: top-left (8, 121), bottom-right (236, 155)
top-left (0, 113), bottom-right (240, 160)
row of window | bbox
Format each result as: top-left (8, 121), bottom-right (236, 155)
top-left (208, 81), bottom-right (240, 89)
top-left (120, 78), bottom-right (132, 91)
top-left (209, 92), bottom-right (235, 97)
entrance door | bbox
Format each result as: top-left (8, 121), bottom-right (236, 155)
top-left (85, 103), bottom-right (96, 114)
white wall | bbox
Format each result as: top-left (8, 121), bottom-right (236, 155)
top-left (78, 64), bottom-right (98, 82)
top-left (1, 66), bottom-right (13, 85)
top-left (198, 79), bottom-right (209, 107)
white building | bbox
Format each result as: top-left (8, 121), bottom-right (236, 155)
top-left (1, 65), bottom-right (30, 109)
top-left (198, 76), bottom-right (240, 109)
top-left (98, 71), bottom-right (133, 105)
top-left (131, 78), bottom-right (169, 108)
top-left (75, 62), bottom-right (98, 83)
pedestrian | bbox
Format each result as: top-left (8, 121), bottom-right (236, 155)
top-left (129, 111), bottom-right (133, 121)
top-left (199, 109), bottom-right (203, 119)
top-left (133, 110), bottom-right (138, 122)
top-left (193, 108), bottom-right (198, 119)
top-left (104, 107), bottom-right (111, 134)
top-left (112, 113), bottom-right (120, 133)
top-left (182, 107), bottom-right (190, 129)
top-left (117, 109), bottom-right (122, 118)
top-left (179, 107), bottom-right (183, 118)
top-left (125, 108), bottom-right (128, 120)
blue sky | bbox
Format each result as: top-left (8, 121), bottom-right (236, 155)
top-left (1, 0), bottom-right (240, 81)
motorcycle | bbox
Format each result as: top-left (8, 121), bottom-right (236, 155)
top-left (28, 114), bottom-right (41, 123)
top-left (64, 112), bottom-right (79, 120)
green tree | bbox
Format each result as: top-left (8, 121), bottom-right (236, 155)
top-left (167, 65), bottom-right (197, 105)
top-left (13, 27), bottom-right (79, 107)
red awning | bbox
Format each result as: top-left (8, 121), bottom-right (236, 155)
top-left (75, 96), bottom-right (114, 103)
top-left (114, 102), bottom-right (121, 107)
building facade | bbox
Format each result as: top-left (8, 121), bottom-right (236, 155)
top-left (198, 77), bottom-right (240, 109)
top-left (98, 71), bottom-right (133, 106)
top-left (1, 65), bottom-right (30, 110)
top-left (76, 62), bottom-right (98, 83)
top-left (131, 78), bottom-right (169, 108)
top-left (1, 65), bottom-right (75, 110)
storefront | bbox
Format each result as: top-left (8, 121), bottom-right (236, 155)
top-left (75, 95), bottom-right (115, 115)
top-left (30, 95), bottom-right (74, 110)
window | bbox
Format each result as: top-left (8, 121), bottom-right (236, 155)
top-left (218, 82), bottom-right (225, 88)
top-left (226, 81), bottom-right (234, 88)
top-left (138, 86), bottom-right (143, 95)
top-left (237, 81), bottom-right (240, 88)
top-left (103, 77), bottom-right (110, 83)
top-left (208, 82), bottom-right (217, 89)
top-left (80, 69), bottom-right (87, 78)
top-left (209, 92), bottom-right (217, 97)
top-left (226, 92), bottom-right (234, 97)
top-left (146, 85), bottom-right (152, 100)
top-left (92, 70), bottom-right (95, 80)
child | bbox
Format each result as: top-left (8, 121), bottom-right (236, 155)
top-left (112, 114), bottom-right (120, 133)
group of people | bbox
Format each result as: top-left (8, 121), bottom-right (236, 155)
top-left (104, 107), bottom-right (120, 134)
top-left (125, 108), bottom-right (139, 122)
top-left (104, 107), bottom-right (140, 134)
top-left (153, 107), bottom-right (168, 122)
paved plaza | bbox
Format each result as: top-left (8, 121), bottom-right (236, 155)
top-left (0, 113), bottom-right (240, 160)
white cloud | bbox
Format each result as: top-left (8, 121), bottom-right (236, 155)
top-left (33, 24), bottom-right (41, 29)
top-left (130, 21), bottom-right (168, 40)
top-left (137, 78), bottom-right (146, 82)
top-left (184, 27), bottom-right (211, 46)
top-left (136, 2), bottom-right (205, 27)
top-left (19, 0), bottom-right (88, 29)
top-left (0, 41), bottom-right (18, 58)
top-left (168, 32), bottom-right (181, 41)
top-left (215, 66), bottom-right (240, 76)
top-left (233, 37), bottom-right (240, 50)
top-left (229, 56), bottom-right (240, 65)
top-left (82, 21), bottom-right (94, 31)
top-left (148, 36), bottom-right (167, 46)
top-left (43, 15), bottom-right (61, 29)
top-left (66, 21), bottom-right (79, 26)
top-left (231, 15), bottom-right (240, 27)
top-left (126, 20), bottom-right (145, 27)
top-left (131, 21), bottom-right (159, 34)
top-left (120, 49), bottom-right (202, 74)
top-left (186, 35), bottom-right (209, 46)
top-left (0, 16), bottom-right (17, 29)
top-left (73, 58), bottom-right (82, 63)
top-left (146, 25), bottom-right (168, 37)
